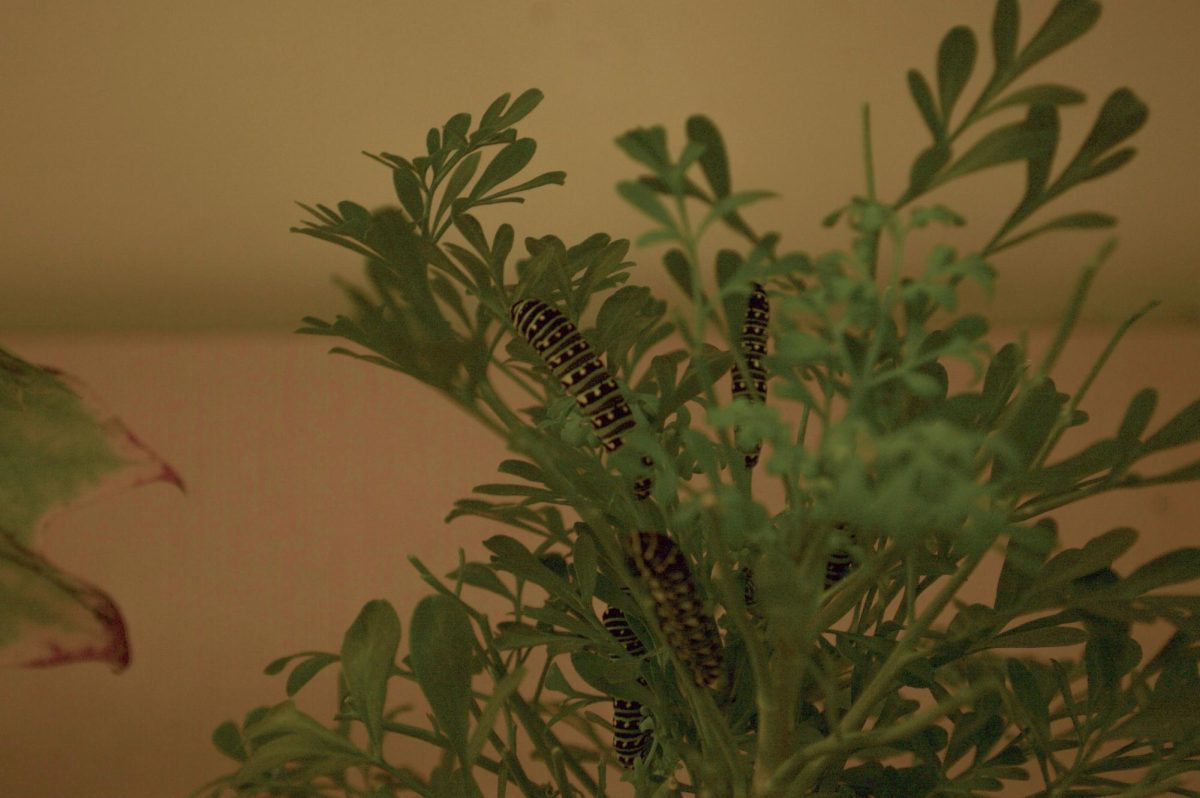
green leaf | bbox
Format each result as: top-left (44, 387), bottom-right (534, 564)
top-left (1141, 399), bottom-right (1200, 454)
top-left (907, 143), bottom-right (951, 196)
top-left (698, 191), bottom-right (776, 236)
top-left (286, 653), bottom-right (340, 697)
top-left (497, 459), bottom-right (544, 483)
top-left (1007, 659), bottom-right (1050, 741)
top-left (1039, 527), bottom-right (1138, 587)
top-left (1015, 0), bottom-right (1101, 75)
top-left (211, 720), bottom-right (247, 762)
top-left (991, 0), bottom-right (1019, 75)
top-left (442, 112), bottom-right (471, 150)
top-left (987, 83), bottom-right (1086, 115)
top-left (483, 535), bottom-right (577, 605)
top-left (615, 126), bottom-right (670, 174)
top-left (1020, 438), bottom-right (1122, 494)
top-left (469, 138), bottom-right (536, 200)
top-left (685, 115), bottom-right (731, 197)
top-left (479, 170), bottom-right (566, 202)
top-left (662, 248), bottom-right (693, 296)
top-left (435, 151), bottom-right (481, 223)
top-left (936, 26), bottom-right (977, 123)
top-left (978, 343), bottom-right (1023, 426)
top-left (995, 520), bottom-right (1058, 611)
top-left (937, 119), bottom-right (1054, 185)
top-left (994, 378), bottom-right (1066, 479)
top-left (908, 70), bottom-right (944, 141)
top-left (573, 534), bottom-right (597, 604)
top-left (409, 595), bottom-right (476, 762)
top-left (1055, 88), bottom-right (1148, 190)
top-left (340, 599), bottom-right (401, 754)
top-left (478, 92), bottom-right (511, 132)
top-left (617, 180), bottom-right (676, 230)
top-left (495, 88), bottom-right (544, 130)
top-left (981, 625), bottom-right (1088, 649)
top-left (447, 562), bottom-right (514, 601)
top-left (1116, 388), bottom-right (1157, 448)
top-left (1120, 549), bottom-right (1200, 597)
top-left (464, 666), bottom-right (525, 771)
top-left (992, 212), bottom-right (1115, 254)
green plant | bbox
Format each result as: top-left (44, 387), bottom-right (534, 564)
top-left (198, 2), bottom-right (1200, 796)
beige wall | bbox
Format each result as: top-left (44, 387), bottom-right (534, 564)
top-left (0, 328), bottom-right (1196, 796)
top-left (0, 2), bottom-right (1197, 331)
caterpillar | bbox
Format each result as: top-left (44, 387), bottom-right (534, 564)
top-left (602, 606), bottom-right (651, 768)
top-left (510, 298), bottom-right (652, 500)
top-left (730, 283), bottom-right (770, 469)
top-left (628, 532), bottom-right (724, 690)
top-left (824, 525), bottom-right (857, 589)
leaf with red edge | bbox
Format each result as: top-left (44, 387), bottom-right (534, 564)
top-left (0, 345), bottom-right (183, 672)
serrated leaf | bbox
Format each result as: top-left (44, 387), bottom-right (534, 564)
top-left (937, 26), bottom-right (977, 123)
top-left (409, 595), bottom-right (476, 762)
top-left (685, 115), bottom-right (731, 198)
top-left (340, 600), bottom-right (401, 754)
top-left (469, 138), bottom-right (536, 200)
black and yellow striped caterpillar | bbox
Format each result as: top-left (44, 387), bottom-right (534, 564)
top-left (730, 283), bottom-right (770, 469)
top-left (510, 298), bottom-right (652, 500)
top-left (628, 532), bottom-right (724, 690)
top-left (601, 606), bottom-right (651, 768)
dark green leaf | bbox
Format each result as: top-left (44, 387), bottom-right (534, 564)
top-left (1020, 438), bottom-right (1122, 494)
top-left (470, 138), bottom-right (537, 200)
top-left (1055, 89), bottom-right (1148, 190)
top-left (442, 113), bottom-right (471, 149)
top-left (992, 212), bottom-right (1116, 254)
top-left (483, 535), bottom-right (577, 605)
top-left (436, 152), bottom-right (481, 223)
top-left (908, 143), bottom-right (952, 196)
top-left (340, 600), bottom-right (401, 754)
top-left (987, 83), bottom-right (1086, 115)
top-left (212, 720), bottom-right (247, 762)
top-left (981, 625), bottom-right (1088, 649)
top-left (478, 92), bottom-right (510, 131)
top-left (480, 170), bottom-right (566, 201)
top-left (1121, 549), bottom-right (1200, 597)
top-left (573, 534), bottom-right (597, 604)
top-left (497, 459), bottom-right (544, 483)
top-left (409, 595), bottom-right (476, 761)
top-left (698, 191), bottom-right (776, 235)
top-left (1039, 527), bottom-right (1138, 587)
top-left (392, 168), bottom-right (426, 224)
top-left (938, 120), bottom-right (1054, 185)
top-left (426, 127), bottom-right (441, 157)
top-left (286, 654), bottom-right (340, 698)
top-left (685, 114), bottom-right (731, 197)
top-left (1016, 0), bottom-right (1101, 75)
top-left (1141, 399), bottom-right (1200, 454)
top-left (617, 180), bottom-right (676, 229)
top-left (1007, 659), bottom-right (1050, 741)
top-left (937, 26), bottom-right (977, 123)
top-left (1117, 388), bottom-right (1157, 448)
top-left (662, 248), bottom-right (693, 296)
top-left (908, 70), bottom-right (944, 141)
top-left (615, 126), bottom-right (670, 174)
top-left (979, 343), bottom-right (1023, 426)
top-left (994, 378), bottom-right (1066, 479)
top-left (495, 88), bottom-right (544, 130)
top-left (991, 0), bottom-right (1019, 75)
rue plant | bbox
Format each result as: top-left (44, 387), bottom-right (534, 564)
top-left (196, 2), bottom-right (1200, 796)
